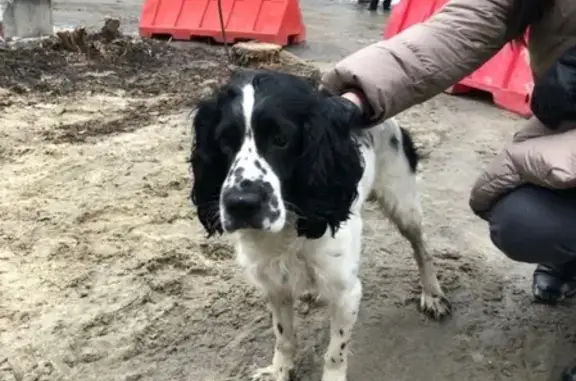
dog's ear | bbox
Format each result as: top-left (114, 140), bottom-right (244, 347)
top-left (293, 96), bottom-right (364, 239)
top-left (190, 93), bottom-right (229, 237)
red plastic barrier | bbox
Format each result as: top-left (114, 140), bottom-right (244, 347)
top-left (139, 0), bottom-right (306, 47)
top-left (384, 0), bottom-right (534, 117)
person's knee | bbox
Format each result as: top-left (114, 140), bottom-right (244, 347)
top-left (489, 218), bottom-right (531, 263)
top-left (488, 186), bottom-right (558, 264)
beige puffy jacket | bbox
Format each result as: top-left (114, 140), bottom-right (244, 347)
top-left (321, 0), bottom-right (576, 217)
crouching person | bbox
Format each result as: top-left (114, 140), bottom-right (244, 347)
top-left (470, 44), bottom-right (576, 308)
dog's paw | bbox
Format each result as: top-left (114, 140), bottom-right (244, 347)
top-left (321, 367), bottom-right (347, 381)
top-left (297, 290), bottom-right (325, 315)
top-left (250, 365), bottom-right (292, 381)
top-left (299, 290), bottom-right (320, 304)
top-left (419, 292), bottom-right (452, 320)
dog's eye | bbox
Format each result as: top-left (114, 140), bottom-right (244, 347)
top-left (272, 133), bottom-right (288, 148)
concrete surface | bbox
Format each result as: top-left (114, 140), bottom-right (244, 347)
top-left (2, 0), bottom-right (54, 39)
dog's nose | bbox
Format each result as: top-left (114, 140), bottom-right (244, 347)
top-left (223, 190), bottom-right (262, 218)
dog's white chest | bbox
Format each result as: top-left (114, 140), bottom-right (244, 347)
top-left (234, 219), bottom-right (363, 300)
top-left (235, 231), bottom-right (316, 296)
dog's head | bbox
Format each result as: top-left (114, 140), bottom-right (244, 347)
top-left (190, 70), bottom-right (364, 239)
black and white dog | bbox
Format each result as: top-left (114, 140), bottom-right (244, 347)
top-left (190, 70), bottom-right (450, 381)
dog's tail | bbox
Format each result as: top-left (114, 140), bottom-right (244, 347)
top-left (367, 118), bottom-right (420, 174)
top-left (398, 125), bottom-right (419, 173)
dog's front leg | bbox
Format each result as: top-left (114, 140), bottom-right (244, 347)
top-left (251, 291), bottom-right (295, 381)
top-left (321, 277), bottom-right (362, 381)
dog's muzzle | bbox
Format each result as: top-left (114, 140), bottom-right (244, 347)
top-left (221, 180), bottom-right (270, 232)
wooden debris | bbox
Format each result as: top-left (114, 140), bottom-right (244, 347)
top-left (55, 26), bottom-right (90, 54)
top-left (52, 18), bottom-right (125, 59)
top-left (100, 17), bottom-right (121, 42)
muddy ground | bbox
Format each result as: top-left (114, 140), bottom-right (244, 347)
top-left (1, 7), bottom-right (576, 381)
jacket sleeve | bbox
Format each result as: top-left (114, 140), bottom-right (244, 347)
top-left (321, 0), bottom-right (515, 123)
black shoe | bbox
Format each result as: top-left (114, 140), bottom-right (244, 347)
top-left (533, 263), bottom-right (576, 305)
top-left (368, 0), bottom-right (379, 10)
top-left (382, 0), bottom-right (392, 10)
top-left (561, 363), bottom-right (576, 381)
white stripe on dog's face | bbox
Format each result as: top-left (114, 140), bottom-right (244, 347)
top-left (219, 84), bottom-right (286, 234)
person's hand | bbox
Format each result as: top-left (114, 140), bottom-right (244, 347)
top-left (319, 87), bottom-right (373, 127)
top-left (341, 90), bottom-right (373, 127)
top-left (323, 94), bottom-right (364, 127)
top-left (341, 91), bottom-right (364, 109)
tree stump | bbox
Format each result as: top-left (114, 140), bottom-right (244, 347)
top-left (232, 41), bottom-right (282, 65)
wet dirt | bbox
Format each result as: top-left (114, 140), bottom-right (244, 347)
top-left (0, 27), bottom-right (317, 145)
top-left (1, 8), bottom-right (576, 381)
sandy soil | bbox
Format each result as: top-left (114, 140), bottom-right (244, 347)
top-left (2, 15), bottom-right (576, 381)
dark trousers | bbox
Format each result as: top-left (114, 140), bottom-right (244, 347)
top-left (489, 185), bottom-right (576, 265)
top-left (369, 0), bottom-right (392, 10)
